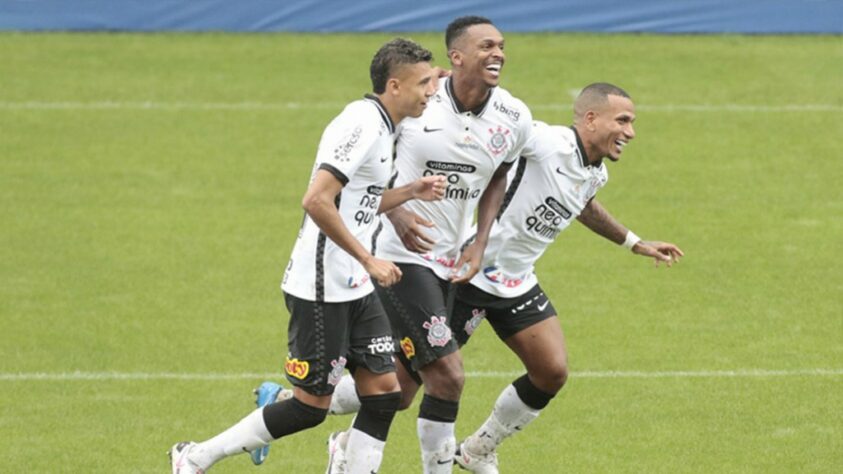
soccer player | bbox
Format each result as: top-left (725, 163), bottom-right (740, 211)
top-left (451, 82), bottom-right (684, 473)
top-left (168, 38), bottom-right (445, 474)
top-left (255, 16), bottom-right (533, 473)
top-left (365, 15), bottom-right (533, 473)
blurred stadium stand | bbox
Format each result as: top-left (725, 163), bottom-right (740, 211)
top-left (0, 0), bottom-right (840, 33)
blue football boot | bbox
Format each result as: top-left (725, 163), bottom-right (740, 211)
top-left (250, 381), bottom-right (284, 465)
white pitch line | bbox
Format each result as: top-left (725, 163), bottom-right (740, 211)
top-left (1, 369), bottom-right (841, 382)
top-left (0, 101), bottom-right (840, 113)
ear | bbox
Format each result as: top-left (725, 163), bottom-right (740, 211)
top-left (448, 49), bottom-right (462, 67)
top-left (585, 110), bottom-right (598, 132)
top-left (386, 77), bottom-right (401, 96)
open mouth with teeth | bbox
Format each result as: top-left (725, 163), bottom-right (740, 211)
top-left (614, 139), bottom-right (628, 154)
top-left (485, 63), bottom-right (502, 78)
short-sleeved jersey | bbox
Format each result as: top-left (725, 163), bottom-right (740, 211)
top-left (375, 77), bottom-right (533, 280)
top-left (282, 95), bottom-right (395, 303)
top-left (470, 121), bottom-right (609, 298)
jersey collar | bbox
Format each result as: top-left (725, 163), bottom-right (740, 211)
top-left (570, 126), bottom-right (602, 168)
top-left (445, 77), bottom-right (493, 117)
top-left (364, 94), bottom-right (395, 134)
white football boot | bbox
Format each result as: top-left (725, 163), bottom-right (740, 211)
top-left (454, 439), bottom-right (499, 474)
top-left (326, 431), bottom-right (349, 474)
top-left (169, 441), bottom-right (205, 474)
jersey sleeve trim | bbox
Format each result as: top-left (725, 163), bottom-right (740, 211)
top-left (318, 163), bottom-right (349, 186)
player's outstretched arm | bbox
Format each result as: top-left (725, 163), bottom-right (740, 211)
top-left (378, 175), bottom-right (446, 214)
top-left (576, 198), bottom-right (627, 244)
top-left (577, 199), bottom-right (684, 267)
top-left (302, 170), bottom-right (402, 286)
top-left (451, 161), bottom-right (513, 283)
top-left (632, 241), bottom-right (684, 267)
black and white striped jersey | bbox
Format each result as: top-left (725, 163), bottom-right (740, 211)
top-left (470, 121), bottom-right (609, 298)
top-left (282, 96), bottom-right (395, 302)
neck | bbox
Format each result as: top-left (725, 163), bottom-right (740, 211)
top-left (572, 125), bottom-right (602, 165)
top-left (451, 72), bottom-right (492, 111)
top-left (375, 93), bottom-right (403, 126)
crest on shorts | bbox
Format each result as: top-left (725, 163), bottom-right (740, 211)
top-left (423, 315), bottom-right (452, 347)
top-left (464, 309), bottom-right (486, 336)
top-left (400, 337), bottom-right (416, 359)
top-left (327, 356), bottom-right (347, 386)
top-left (285, 357), bottom-right (309, 380)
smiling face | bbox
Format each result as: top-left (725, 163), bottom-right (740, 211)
top-left (590, 94), bottom-right (636, 161)
top-left (575, 87), bottom-right (637, 163)
top-left (448, 23), bottom-right (505, 88)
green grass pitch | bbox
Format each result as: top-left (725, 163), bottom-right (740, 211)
top-left (1, 32), bottom-right (841, 472)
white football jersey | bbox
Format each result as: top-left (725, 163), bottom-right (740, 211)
top-left (375, 77), bottom-right (533, 279)
top-left (470, 121), bottom-right (609, 298)
top-left (282, 96), bottom-right (395, 303)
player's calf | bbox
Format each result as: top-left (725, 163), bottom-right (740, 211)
top-left (344, 391), bottom-right (402, 472)
top-left (461, 374), bottom-right (556, 470)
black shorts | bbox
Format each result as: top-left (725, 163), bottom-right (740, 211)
top-left (283, 292), bottom-right (396, 396)
top-left (451, 283), bottom-right (557, 344)
top-left (374, 263), bottom-right (458, 372)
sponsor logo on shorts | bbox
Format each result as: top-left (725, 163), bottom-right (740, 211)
top-left (285, 357), bottom-right (309, 380)
top-left (423, 315), bottom-right (452, 347)
top-left (368, 336), bottom-right (395, 354)
top-left (400, 337), bottom-right (416, 359)
top-left (327, 356), bottom-right (347, 386)
top-left (510, 293), bottom-right (544, 314)
top-left (464, 309), bottom-right (486, 336)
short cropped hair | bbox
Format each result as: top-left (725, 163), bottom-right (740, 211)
top-left (579, 82), bottom-right (631, 101)
top-left (574, 82), bottom-right (632, 120)
top-left (445, 15), bottom-right (493, 49)
top-left (370, 38), bottom-right (433, 94)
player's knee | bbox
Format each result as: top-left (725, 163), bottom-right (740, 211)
top-left (262, 397), bottom-right (329, 439)
top-left (547, 362), bottom-right (569, 393)
top-left (353, 391), bottom-right (401, 441)
top-left (359, 391), bottom-right (401, 421)
top-left (372, 376), bottom-right (401, 395)
top-left (422, 358), bottom-right (465, 399)
top-left (398, 390), bottom-right (416, 411)
top-left (532, 359), bottom-right (568, 394)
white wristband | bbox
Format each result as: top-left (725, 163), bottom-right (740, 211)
top-left (622, 230), bottom-right (641, 250)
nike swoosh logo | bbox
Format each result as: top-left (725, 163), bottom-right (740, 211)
top-left (436, 459), bottom-right (452, 465)
top-left (380, 156), bottom-right (388, 162)
top-left (556, 167), bottom-right (565, 174)
top-left (538, 300), bottom-right (549, 311)
top-left (424, 126), bottom-right (443, 133)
